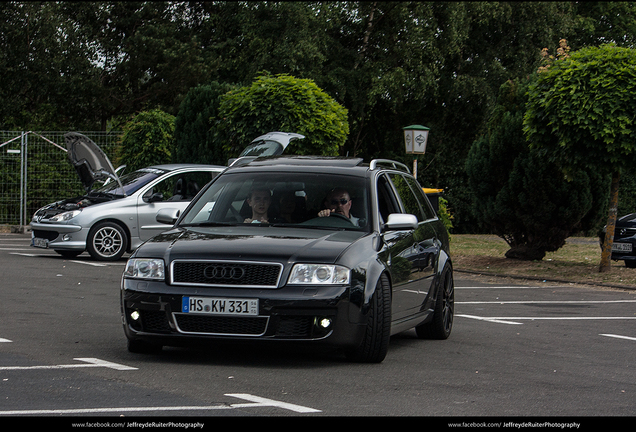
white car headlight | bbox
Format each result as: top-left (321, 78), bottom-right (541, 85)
top-left (49, 210), bottom-right (81, 222)
top-left (288, 264), bottom-right (350, 285)
top-left (124, 258), bottom-right (165, 280)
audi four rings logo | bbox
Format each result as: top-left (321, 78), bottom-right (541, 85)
top-left (203, 264), bottom-right (246, 280)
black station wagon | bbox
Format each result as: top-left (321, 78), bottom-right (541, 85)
top-left (601, 213), bottom-right (636, 268)
top-left (121, 156), bottom-right (454, 362)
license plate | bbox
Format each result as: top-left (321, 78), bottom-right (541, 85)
top-left (612, 242), bottom-right (632, 252)
top-left (182, 296), bottom-right (258, 316)
top-left (33, 237), bottom-right (48, 248)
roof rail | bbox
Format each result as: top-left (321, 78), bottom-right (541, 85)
top-left (369, 159), bottom-right (410, 173)
top-left (228, 156), bottom-right (257, 167)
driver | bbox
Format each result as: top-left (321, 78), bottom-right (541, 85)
top-left (318, 188), bottom-right (359, 226)
top-left (244, 188), bottom-right (272, 223)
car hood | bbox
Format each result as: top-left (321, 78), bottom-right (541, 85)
top-left (65, 132), bottom-right (122, 193)
top-left (617, 213), bottom-right (636, 227)
top-left (140, 226), bottom-right (366, 264)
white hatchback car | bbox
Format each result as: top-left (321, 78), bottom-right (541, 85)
top-left (30, 133), bottom-right (225, 260)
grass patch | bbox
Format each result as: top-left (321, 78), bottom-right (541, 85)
top-left (451, 234), bottom-right (636, 289)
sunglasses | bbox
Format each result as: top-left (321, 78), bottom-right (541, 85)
top-left (330, 198), bottom-right (350, 205)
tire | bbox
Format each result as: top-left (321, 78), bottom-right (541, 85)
top-left (345, 273), bottom-right (391, 363)
top-left (416, 263), bottom-right (454, 340)
top-left (625, 260), bottom-right (636, 269)
top-left (87, 221), bottom-right (128, 261)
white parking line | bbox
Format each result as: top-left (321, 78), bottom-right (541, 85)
top-left (0, 338), bottom-right (12, 343)
top-left (456, 286), bottom-right (572, 289)
top-left (457, 314), bottom-right (636, 325)
top-left (226, 393), bottom-right (321, 413)
top-left (0, 358), bottom-right (137, 371)
top-left (457, 300), bottom-right (636, 305)
top-left (70, 260), bottom-right (107, 267)
top-left (8, 252), bottom-right (125, 265)
top-left (600, 333), bottom-right (636, 341)
top-left (456, 314), bottom-right (523, 325)
top-left (0, 393), bottom-right (321, 415)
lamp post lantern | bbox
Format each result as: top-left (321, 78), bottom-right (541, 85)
top-left (403, 125), bottom-right (429, 178)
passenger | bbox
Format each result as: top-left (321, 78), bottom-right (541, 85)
top-left (318, 188), bottom-right (359, 226)
top-left (244, 188), bottom-right (271, 223)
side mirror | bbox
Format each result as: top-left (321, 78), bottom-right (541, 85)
top-left (384, 213), bottom-right (418, 231)
top-left (156, 208), bottom-right (180, 225)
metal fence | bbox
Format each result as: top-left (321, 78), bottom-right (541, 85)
top-left (0, 131), bottom-right (122, 228)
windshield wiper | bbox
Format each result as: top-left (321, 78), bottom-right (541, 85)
top-left (180, 221), bottom-right (238, 227)
top-left (88, 191), bottom-right (119, 198)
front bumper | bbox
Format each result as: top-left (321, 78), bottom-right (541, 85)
top-left (121, 278), bottom-right (367, 348)
top-left (610, 237), bottom-right (635, 262)
top-left (30, 222), bottom-right (88, 251)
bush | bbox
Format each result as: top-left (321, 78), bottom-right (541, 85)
top-left (218, 73), bottom-right (349, 156)
top-left (117, 109), bottom-right (175, 172)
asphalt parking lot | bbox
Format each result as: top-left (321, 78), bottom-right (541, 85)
top-left (0, 232), bottom-right (634, 423)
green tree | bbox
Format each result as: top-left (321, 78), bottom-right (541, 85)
top-left (173, 82), bottom-right (238, 166)
top-left (310, 2), bottom-right (579, 232)
top-left (0, 2), bottom-right (103, 129)
top-left (117, 109), bottom-right (175, 171)
top-left (524, 44), bottom-right (636, 271)
top-left (466, 78), bottom-right (608, 260)
top-left (218, 74), bottom-right (349, 156)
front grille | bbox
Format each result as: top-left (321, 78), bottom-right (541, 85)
top-left (617, 227), bottom-right (636, 237)
top-left (32, 229), bottom-right (59, 241)
top-left (171, 260), bottom-right (282, 288)
top-left (174, 314), bottom-right (269, 336)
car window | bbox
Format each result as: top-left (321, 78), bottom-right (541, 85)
top-left (403, 175), bottom-right (437, 220)
top-left (386, 173), bottom-right (432, 222)
top-left (239, 140), bottom-right (284, 157)
top-left (377, 174), bottom-right (401, 224)
top-left (143, 171), bottom-right (219, 202)
top-left (181, 171), bottom-right (369, 230)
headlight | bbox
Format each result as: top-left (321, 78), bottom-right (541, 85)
top-left (49, 210), bottom-right (81, 222)
top-left (124, 258), bottom-right (165, 280)
top-left (288, 264), bottom-right (350, 285)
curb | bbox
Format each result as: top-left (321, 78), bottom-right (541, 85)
top-left (455, 268), bottom-right (636, 291)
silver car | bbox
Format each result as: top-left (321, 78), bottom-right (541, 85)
top-left (30, 133), bottom-right (225, 261)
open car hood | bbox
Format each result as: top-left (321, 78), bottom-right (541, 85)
top-left (240, 131), bottom-right (305, 157)
top-left (229, 132), bottom-right (305, 166)
top-left (65, 132), bottom-right (124, 194)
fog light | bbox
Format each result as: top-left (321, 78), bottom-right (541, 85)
top-left (130, 310), bottom-right (140, 321)
top-left (318, 317), bottom-right (332, 329)
top-left (62, 234), bottom-right (71, 241)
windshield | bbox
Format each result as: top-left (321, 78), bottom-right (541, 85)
top-left (239, 140), bottom-right (285, 157)
top-left (93, 168), bottom-right (168, 196)
top-left (181, 171), bottom-right (370, 231)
